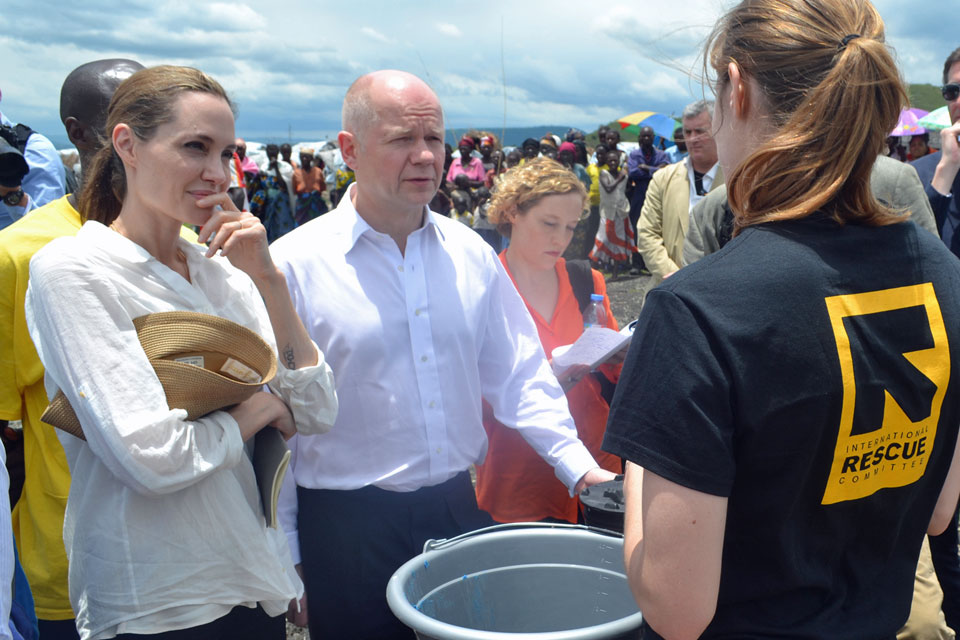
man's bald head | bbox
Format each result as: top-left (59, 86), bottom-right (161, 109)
top-left (341, 70), bottom-right (441, 146)
top-left (337, 70), bottom-right (446, 225)
top-left (60, 59), bottom-right (143, 143)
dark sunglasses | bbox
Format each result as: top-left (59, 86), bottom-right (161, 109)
top-left (942, 83), bottom-right (960, 101)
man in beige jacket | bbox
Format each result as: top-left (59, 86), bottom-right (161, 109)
top-left (637, 100), bottom-right (723, 286)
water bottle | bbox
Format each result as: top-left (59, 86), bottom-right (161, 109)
top-left (583, 293), bottom-right (607, 329)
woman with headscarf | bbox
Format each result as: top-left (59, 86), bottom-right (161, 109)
top-left (292, 148), bottom-right (327, 225)
top-left (479, 135), bottom-right (499, 172)
top-left (445, 136), bottom-right (486, 190)
top-left (251, 143), bottom-right (297, 241)
top-left (539, 136), bottom-right (558, 160)
top-left (557, 141), bottom-right (594, 260)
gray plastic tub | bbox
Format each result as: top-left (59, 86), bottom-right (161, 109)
top-left (386, 523), bottom-right (643, 639)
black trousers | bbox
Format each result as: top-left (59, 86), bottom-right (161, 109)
top-left (112, 604), bottom-right (283, 640)
top-left (37, 619), bottom-right (80, 640)
top-left (297, 472), bottom-right (494, 640)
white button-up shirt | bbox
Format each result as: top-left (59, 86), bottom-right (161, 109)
top-left (272, 185), bottom-right (597, 560)
top-left (24, 221), bottom-right (337, 639)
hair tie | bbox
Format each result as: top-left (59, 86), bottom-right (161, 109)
top-left (839, 34), bottom-right (861, 50)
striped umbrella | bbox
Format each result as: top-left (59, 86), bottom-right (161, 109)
top-left (616, 111), bottom-right (681, 142)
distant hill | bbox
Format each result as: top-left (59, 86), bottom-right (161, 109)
top-left (909, 84), bottom-right (943, 113)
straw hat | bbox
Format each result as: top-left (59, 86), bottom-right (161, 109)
top-left (42, 311), bottom-right (278, 440)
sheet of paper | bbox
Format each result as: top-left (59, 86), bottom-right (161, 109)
top-left (551, 326), bottom-right (631, 375)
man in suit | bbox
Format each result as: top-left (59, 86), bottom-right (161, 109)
top-left (913, 47), bottom-right (960, 257)
top-left (912, 45), bottom-right (960, 636)
top-left (636, 100), bottom-right (723, 287)
top-left (685, 154), bottom-right (939, 265)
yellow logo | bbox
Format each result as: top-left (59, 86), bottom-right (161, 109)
top-left (822, 283), bottom-right (950, 505)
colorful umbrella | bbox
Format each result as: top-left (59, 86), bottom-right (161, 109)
top-left (891, 108), bottom-right (928, 136)
top-left (918, 106), bottom-right (952, 132)
top-left (616, 111), bottom-right (681, 141)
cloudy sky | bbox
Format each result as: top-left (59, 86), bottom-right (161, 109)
top-left (2, 0), bottom-right (954, 147)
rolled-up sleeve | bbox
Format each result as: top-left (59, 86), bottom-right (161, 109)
top-left (268, 342), bottom-right (337, 436)
top-left (25, 250), bottom-right (246, 496)
top-left (240, 272), bottom-right (337, 436)
top-left (477, 253), bottom-right (598, 494)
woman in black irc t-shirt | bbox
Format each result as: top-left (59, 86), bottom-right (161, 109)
top-left (603, 0), bottom-right (960, 638)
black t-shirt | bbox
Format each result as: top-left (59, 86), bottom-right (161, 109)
top-left (604, 216), bottom-right (960, 639)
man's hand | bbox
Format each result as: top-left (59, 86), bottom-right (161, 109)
top-left (574, 467), bottom-right (618, 495)
top-left (556, 363), bottom-right (591, 392)
top-left (933, 120), bottom-right (960, 196)
top-left (287, 564), bottom-right (308, 627)
top-left (605, 343), bottom-right (630, 367)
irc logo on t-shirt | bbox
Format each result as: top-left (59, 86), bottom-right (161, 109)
top-left (822, 283), bottom-right (950, 505)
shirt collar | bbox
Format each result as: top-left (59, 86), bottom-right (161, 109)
top-left (78, 219), bottom-right (202, 265)
top-left (331, 182), bottom-right (446, 253)
top-left (79, 220), bottom-right (153, 264)
top-left (683, 155), bottom-right (719, 176)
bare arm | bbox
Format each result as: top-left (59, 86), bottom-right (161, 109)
top-left (198, 195), bottom-right (318, 371)
top-left (600, 169), bottom-right (626, 193)
top-left (623, 462), bottom-right (727, 640)
top-left (932, 121), bottom-right (960, 197)
top-left (929, 431), bottom-right (960, 535)
top-left (599, 169), bottom-right (617, 193)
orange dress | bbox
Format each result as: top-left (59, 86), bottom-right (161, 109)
top-left (475, 255), bottom-right (623, 523)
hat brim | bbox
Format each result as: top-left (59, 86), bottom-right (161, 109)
top-left (41, 311), bottom-right (278, 440)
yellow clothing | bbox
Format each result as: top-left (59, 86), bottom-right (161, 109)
top-left (0, 197), bottom-right (199, 620)
top-left (452, 210), bottom-right (475, 227)
top-left (586, 163), bottom-right (601, 207)
top-left (0, 196), bottom-right (81, 619)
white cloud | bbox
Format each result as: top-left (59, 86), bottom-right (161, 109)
top-left (360, 26), bottom-right (393, 43)
top-left (436, 23), bottom-right (462, 37)
top-left (4, 0), bottom-right (957, 146)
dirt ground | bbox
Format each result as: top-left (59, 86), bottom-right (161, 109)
top-left (604, 271), bottom-right (655, 328)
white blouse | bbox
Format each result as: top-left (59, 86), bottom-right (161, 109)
top-left (24, 221), bottom-right (337, 639)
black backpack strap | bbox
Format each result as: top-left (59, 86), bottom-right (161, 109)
top-left (565, 259), bottom-right (595, 313)
top-left (0, 123), bottom-right (34, 154)
top-left (717, 204), bottom-right (735, 250)
top-left (13, 124), bottom-right (33, 153)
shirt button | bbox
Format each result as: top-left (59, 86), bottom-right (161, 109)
top-left (436, 447), bottom-right (442, 453)
top-left (429, 401), bottom-right (435, 408)
top-left (421, 355), bottom-right (428, 362)
top-left (398, 265), bottom-right (404, 272)
top-left (415, 309), bottom-right (421, 316)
